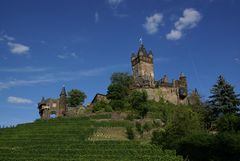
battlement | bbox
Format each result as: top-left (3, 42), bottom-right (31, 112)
top-left (131, 44), bottom-right (153, 65)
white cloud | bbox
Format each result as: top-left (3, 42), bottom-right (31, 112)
top-left (175, 8), bottom-right (202, 31)
top-left (234, 58), bottom-right (240, 64)
top-left (0, 79), bottom-right (57, 90)
top-left (57, 55), bottom-right (66, 59)
top-left (143, 13), bottom-right (163, 35)
top-left (95, 12), bottom-right (99, 23)
top-left (166, 8), bottom-right (201, 41)
top-left (8, 96), bottom-right (33, 104)
top-left (8, 42), bottom-right (30, 55)
top-left (108, 0), bottom-right (123, 9)
top-left (0, 64), bottom-right (128, 90)
top-left (0, 34), bottom-right (15, 41)
top-left (57, 52), bottom-right (78, 59)
top-left (0, 67), bottom-right (47, 72)
top-left (70, 52), bottom-right (77, 57)
top-left (155, 56), bottom-right (170, 63)
top-left (166, 29), bottom-right (182, 40)
top-left (113, 12), bottom-right (128, 18)
top-left (3, 34), bottom-right (15, 41)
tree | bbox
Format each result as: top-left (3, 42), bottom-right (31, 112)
top-left (107, 72), bottom-right (133, 110)
top-left (67, 89), bottom-right (86, 107)
top-left (208, 75), bottom-right (240, 118)
top-left (129, 90), bottom-right (148, 118)
top-left (110, 72), bottom-right (133, 88)
top-left (107, 83), bottom-right (129, 100)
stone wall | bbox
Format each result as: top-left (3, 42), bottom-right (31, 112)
top-left (137, 87), bottom-right (188, 105)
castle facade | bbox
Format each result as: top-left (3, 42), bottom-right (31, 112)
top-left (131, 44), bottom-right (188, 104)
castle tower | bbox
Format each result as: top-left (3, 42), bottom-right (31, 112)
top-left (179, 72), bottom-right (187, 88)
top-left (131, 44), bottom-right (155, 87)
top-left (59, 86), bottom-right (67, 116)
top-left (38, 97), bottom-right (49, 119)
top-left (178, 72), bottom-right (188, 99)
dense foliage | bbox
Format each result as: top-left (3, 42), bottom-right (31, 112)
top-left (129, 90), bottom-right (148, 118)
top-left (67, 89), bottom-right (86, 107)
top-left (151, 75), bottom-right (240, 161)
top-left (92, 100), bottom-right (113, 112)
top-left (151, 105), bottom-right (203, 149)
top-left (107, 72), bottom-right (133, 110)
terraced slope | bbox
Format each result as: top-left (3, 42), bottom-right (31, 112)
top-left (0, 117), bottom-right (183, 161)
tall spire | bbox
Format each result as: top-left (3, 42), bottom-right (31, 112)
top-left (41, 97), bottom-right (45, 102)
top-left (60, 85), bottom-right (67, 97)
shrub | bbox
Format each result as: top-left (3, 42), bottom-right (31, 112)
top-left (129, 90), bottom-right (149, 118)
top-left (92, 101), bottom-right (112, 112)
top-left (104, 105), bottom-right (113, 112)
top-left (126, 113), bottom-right (135, 121)
top-left (151, 106), bottom-right (203, 149)
top-left (177, 132), bottom-right (240, 161)
top-left (143, 122), bottom-right (152, 132)
top-left (152, 119), bottom-right (163, 128)
top-left (216, 114), bottom-right (240, 132)
top-left (177, 132), bottom-right (215, 161)
top-left (126, 126), bottom-right (135, 140)
top-left (214, 132), bottom-right (240, 161)
top-left (136, 122), bottom-right (144, 138)
top-left (110, 99), bottom-right (129, 111)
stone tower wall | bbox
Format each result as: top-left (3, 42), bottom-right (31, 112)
top-left (137, 87), bottom-right (188, 105)
top-left (132, 60), bottom-right (154, 81)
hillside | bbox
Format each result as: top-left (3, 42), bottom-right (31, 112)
top-left (0, 115), bottom-right (183, 161)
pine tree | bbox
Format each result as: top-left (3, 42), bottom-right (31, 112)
top-left (208, 75), bottom-right (240, 117)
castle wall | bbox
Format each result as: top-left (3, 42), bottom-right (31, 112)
top-left (137, 87), bottom-right (188, 105)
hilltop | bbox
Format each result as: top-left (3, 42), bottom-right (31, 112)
top-left (0, 114), bottom-right (183, 161)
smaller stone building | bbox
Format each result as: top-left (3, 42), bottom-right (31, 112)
top-left (88, 93), bottom-right (109, 109)
top-left (38, 87), bottom-right (67, 119)
top-left (91, 93), bottom-right (108, 104)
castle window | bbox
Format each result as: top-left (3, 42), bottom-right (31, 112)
top-left (144, 73), bottom-right (148, 80)
top-left (134, 69), bottom-right (138, 78)
top-left (50, 111), bottom-right (57, 118)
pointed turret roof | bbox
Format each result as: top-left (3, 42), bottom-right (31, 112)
top-left (60, 86), bottom-right (67, 97)
top-left (41, 97), bottom-right (45, 103)
top-left (137, 44), bottom-right (148, 56)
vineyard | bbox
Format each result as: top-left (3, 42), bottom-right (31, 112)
top-left (0, 116), bottom-right (183, 161)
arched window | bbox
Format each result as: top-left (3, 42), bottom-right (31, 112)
top-left (144, 72), bottom-right (148, 80)
top-left (50, 111), bottom-right (57, 118)
top-left (134, 69), bottom-right (138, 78)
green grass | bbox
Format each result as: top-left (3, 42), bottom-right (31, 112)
top-left (0, 116), bottom-right (183, 161)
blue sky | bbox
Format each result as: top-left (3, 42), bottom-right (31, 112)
top-left (0, 0), bottom-right (240, 126)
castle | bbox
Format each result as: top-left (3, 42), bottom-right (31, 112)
top-left (38, 43), bottom-right (195, 119)
top-left (131, 43), bottom-right (188, 104)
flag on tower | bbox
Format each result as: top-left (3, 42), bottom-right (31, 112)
top-left (139, 37), bottom-right (143, 45)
